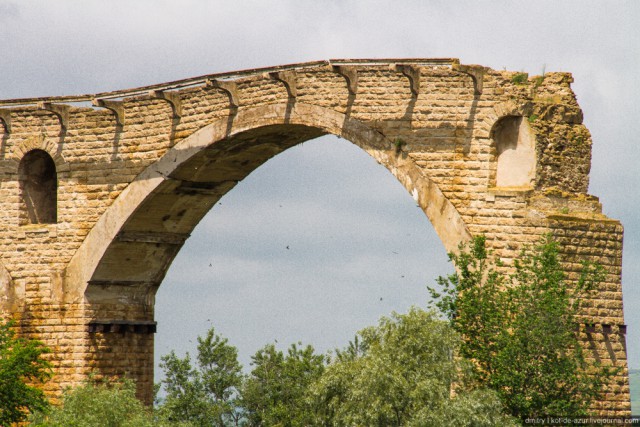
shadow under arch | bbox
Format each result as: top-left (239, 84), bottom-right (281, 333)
top-left (63, 102), bottom-right (471, 304)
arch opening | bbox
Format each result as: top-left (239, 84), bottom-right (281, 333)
top-left (492, 115), bottom-right (536, 189)
top-left (18, 149), bottom-right (57, 224)
top-left (154, 134), bottom-right (453, 372)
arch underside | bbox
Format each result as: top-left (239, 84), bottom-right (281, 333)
top-left (65, 102), bottom-right (471, 304)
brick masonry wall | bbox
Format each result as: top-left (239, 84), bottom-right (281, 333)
top-left (0, 59), bottom-right (630, 414)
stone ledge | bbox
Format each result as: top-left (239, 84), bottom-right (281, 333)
top-left (88, 319), bottom-right (157, 334)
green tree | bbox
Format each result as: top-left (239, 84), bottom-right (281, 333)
top-left (429, 235), bottom-right (617, 419)
top-left (157, 327), bottom-right (243, 426)
top-left (241, 342), bottom-right (326, 427)
top-left (308, 308), bottom-right (516, 426)
top-left (0, 319), bottom-right (52, 425)
top-left (29, 377), bottom-right (169, 427)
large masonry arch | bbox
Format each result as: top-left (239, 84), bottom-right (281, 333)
top-left (0, 59), bottom-right (630, 414)
top-left (64, 103), bottom-right (471, 304)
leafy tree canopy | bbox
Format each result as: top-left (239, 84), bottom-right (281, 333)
top-left (0, 319), bottom-right (52, 426)
top-left (242, 342), bottom-right (326, 427)
top-left (154, 235), bottom-right (615, 425)
top-left (29, 377), bottom-right (174, 427)
top-left (429, 235), bottom-right (618, 419)
top-left (308, 307), bottom-right (517, 426)
top-left (156, 327), bottom-right (243, 426)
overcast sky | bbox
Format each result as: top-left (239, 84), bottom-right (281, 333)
top-left (1, 1), bottom-right (638, 374)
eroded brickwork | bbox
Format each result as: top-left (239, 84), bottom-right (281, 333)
top-left (0, 59), bottom-right (630, 413)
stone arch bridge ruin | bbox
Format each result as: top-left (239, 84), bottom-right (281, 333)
top-left (0, 58), bottom-right (630, 414)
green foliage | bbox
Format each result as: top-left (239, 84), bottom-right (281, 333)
top-left (429, 235), bottom-right (618, 419)
top-left (29, 377), bottom-right (166, 427)
top-left (157, 327), bottom-right (243, 426)
top-left (308, 308), bottom-right (517, 426)
top-left (156, 316), bottom-right (513, 426)
top-left (393, 137), bottom-right (406, 153)
top-left (527, 114), bottom-right (538, 123)
top-left (157, 329), bottom-right (325, 426)
top-left (242, 342), bottom-right (326, 427)
top-left (532, 65), bottom-right (546, 89)
top-left (511, 72), bottom-right (528, 85)
top-left (532, 75), bottom-right (545, 89)
top-left (0, 319), bottom-right (52, 425)
top-left (154, 237), bottom-right (615, 424)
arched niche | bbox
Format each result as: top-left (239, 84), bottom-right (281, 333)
top-left (18, 149), bottom-right (58, 224)
top-left (491, 116), bottom-right (536, 188)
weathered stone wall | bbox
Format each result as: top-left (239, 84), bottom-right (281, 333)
top-left (0, 59), bottom-right (630, 414)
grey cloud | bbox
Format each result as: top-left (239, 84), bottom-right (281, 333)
top-left (0, 2), bottom-right (18, 20)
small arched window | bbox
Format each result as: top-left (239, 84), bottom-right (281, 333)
top-left (19, 150), bottom-right (57, 224)
top-left (492, 116), bottom-right (536, 188)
